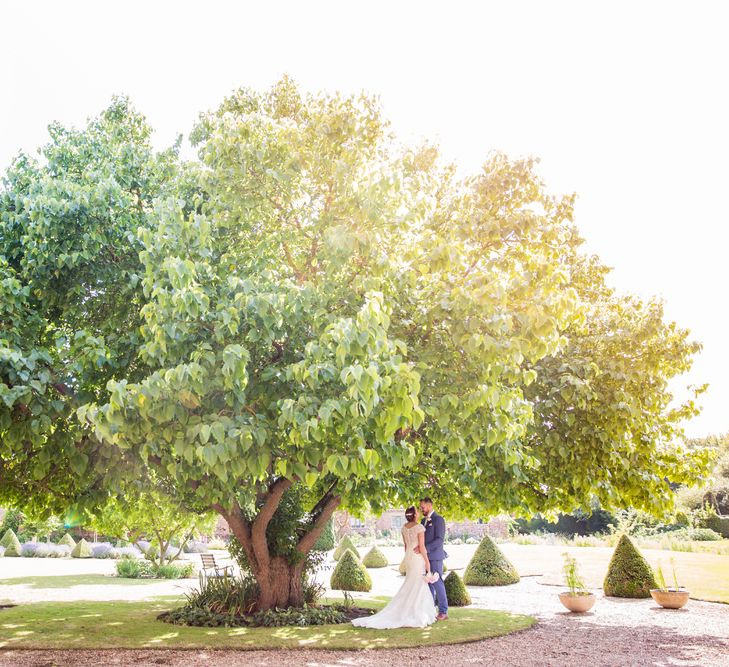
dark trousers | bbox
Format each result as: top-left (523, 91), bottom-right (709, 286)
top-left (428, 559), bottom-right (448, 615)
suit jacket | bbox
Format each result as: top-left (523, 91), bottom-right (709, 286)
top-left (421, 511), bottom-right (447, 561)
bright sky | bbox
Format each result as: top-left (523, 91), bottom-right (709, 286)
top-left (1, 1), bottom-right (727, 437)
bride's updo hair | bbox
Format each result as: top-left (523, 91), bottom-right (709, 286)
top-left (405, 506), bottom-right (417, 521)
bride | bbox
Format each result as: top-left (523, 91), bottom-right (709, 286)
top-left (352, 506), bottom-right (437, 629)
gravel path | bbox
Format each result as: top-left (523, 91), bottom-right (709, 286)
top-left (2, 578), bottom-right (727, 666)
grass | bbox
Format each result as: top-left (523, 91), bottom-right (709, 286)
top-left (0, 598), bottom-right (535, 650)
top-left (0, 575), bottom-right (164, 589)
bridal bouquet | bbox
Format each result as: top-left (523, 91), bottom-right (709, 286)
top-left (424, 571), bottom-right (440, 584)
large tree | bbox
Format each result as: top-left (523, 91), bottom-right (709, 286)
top-left (3, 80), bottom-right (712, 610)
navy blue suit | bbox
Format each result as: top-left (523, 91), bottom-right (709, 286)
top-left (422, 511), bottom-right (448, 615)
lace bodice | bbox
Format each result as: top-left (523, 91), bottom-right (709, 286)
top-left (401, 523), bottom-right (425, 551)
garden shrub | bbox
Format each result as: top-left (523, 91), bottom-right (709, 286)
top-left (185, 571), bottom-right (260, 616)
top-left (21, 542), bottom-right (40, 557)
top-left (157, 562), bottom-right (195, 579)
top-left (0, 509), bottom-right (24, 536)
top-left (116, 546), bottom-right (142, 558)
top-left (673, 510), bottom-right (690, 527)
top-left (71, 538), bottom-right (93, 558)
top-left (116, 557), bottom-right (193, 579)
top-left (330, 549), bottom-right (372, 592)
top-left (362, 546), bottom-right (388, 568)
top-left (116, 558), bottom-right (155, 578)
top-left (145, 544), bottom-right (180, 561)
top-left (603, 535), bottom-right (657, 598)
top-left (92, 543), bottom-right (117, 558)
top-left (33, 544), bottom-right (70, 558)
top-left (58, 533), bottom-right (76, 549)
top-left (700, 515), bottom-right (729, 538)
top-left (399, 557), bottom-right (407, 575)
top-left (313, 518), bottom-right (335, 552)
top-left (333, 536), bottom-right (360, 561)
top-left (444, 571), bottom-right (471, 606)
top-left (159, 604), bottom-right (350, 628)
top-left (463, 535), bottom-right (520, 586)
top-left (1, 529), bottom-right (22, 557)
top-left (183, 540), bottom-right (209, 554)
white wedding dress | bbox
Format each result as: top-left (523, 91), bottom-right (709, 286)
top-left (351, 524), bottom-right (437, 629)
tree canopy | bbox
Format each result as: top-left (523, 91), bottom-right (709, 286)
top-left (0, 78), bottom-right (713, 608)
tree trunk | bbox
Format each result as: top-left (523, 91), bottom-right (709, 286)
top-left (217, 482), bottom-right (341, 612)
top-left (254, 557), bottom-right (306, 610)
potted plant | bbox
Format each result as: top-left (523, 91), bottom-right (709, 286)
top-left (650, 559), bottom-right (689, 609)
top-left (558, 553), bottom-right (596, 613)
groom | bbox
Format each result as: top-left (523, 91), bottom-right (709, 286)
top-left (416, 497), bottom-right (449, 620)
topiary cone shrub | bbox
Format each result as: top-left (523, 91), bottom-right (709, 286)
top-left (444, 571), bottom-right (472, 606)
top-left (0, 529), bottom-right (23, 557)
top-left (71, 538), bottom-right (93, 558)
top-left (58, 533), bottom-right (77, 549)
top-left (330, 549), bottom-right (372, 592)
top-left (463, 535), bottom-right (519, 586)
top-left (313, 518), bottom-right (335, 552)
top-left (603, 534), bottom-right (657, 598)
top-left (333, 535), bottom-right (360, 561)
top-left (362, 546), bottom-right (388, 568)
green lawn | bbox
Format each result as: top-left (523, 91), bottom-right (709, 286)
top-left (0, 574), bottom-right (163, 589)
top-left (0, 598), bottom-right (534, 650)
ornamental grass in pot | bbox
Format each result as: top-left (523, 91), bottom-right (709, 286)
top-left (650, 559), bottom-right (689, 609)
top-left (558, 553), bottom-right (596, 613)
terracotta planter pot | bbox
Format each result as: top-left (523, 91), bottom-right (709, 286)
top-left (558, 592), bottom-right (596, 613)
top-left (650, 588), bottom-right (690, 609)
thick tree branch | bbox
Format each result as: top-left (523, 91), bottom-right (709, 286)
top-left (249, 478), bottom-right (292, 572)
top-left (297, 493), bottom-right (341, 554)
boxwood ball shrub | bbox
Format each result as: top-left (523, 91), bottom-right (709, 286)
top-left (58, 533), bottom-right (76, 549)
top-left (603, 535), bottom-right (657, 598)
top-left (71, 538), bottom-right (94, 558)
top-left (333, 535), bottom-right (360, 561)
top-left (330, 549), bottom-right (372, 592)
top-left (362, 546), bottom-right (388, 568)
top-left (444, 571), bottom-right (472, 606)
top-left (463, 535), bottom-right (520, 586)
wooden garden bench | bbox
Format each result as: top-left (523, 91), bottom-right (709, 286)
top-left (200, 552), bottom-right (234, 577)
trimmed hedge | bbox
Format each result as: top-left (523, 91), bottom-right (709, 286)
top-left (313, 518), bottom-right (335, 552)
top-left (330, 549), bottom-right (372, 592)
top-left (444, 571), bottom-right (471, 606)
top-left (362, 546), bottom-right (388, 568)
top-left (701, 515), bottom-right (729, 538)
top-left (0, 529), bottom-right (22, 557)
top-left (71, 538), bottom-right (94, 558)
top-left (333, 535), bottom-right (360, 561)
top-left (463, 535), bottom-right (519, 586)
top-left (58, 533), bottom-right (77, 549)
top-left (603, 535), bottom-right (657, 598)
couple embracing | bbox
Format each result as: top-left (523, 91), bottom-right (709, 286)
top-left (352, 497), bottom-right (449, 629)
